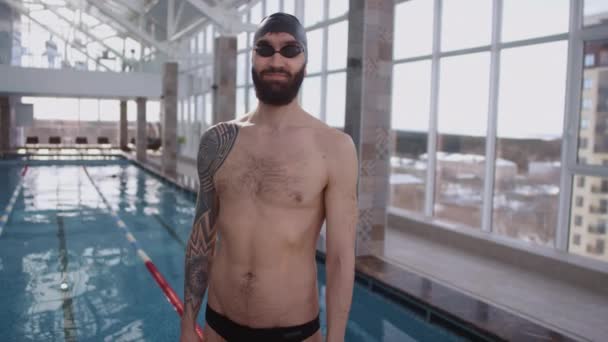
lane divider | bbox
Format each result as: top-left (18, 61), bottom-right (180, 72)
top-left (82, 166), bottom-right (204, 341)
top-left (0, 165), bottom-right (29, 237)
top-left (56, 216), bottom-right (78, 342)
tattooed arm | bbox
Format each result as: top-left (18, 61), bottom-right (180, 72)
top-left (180, 123), bottom-right (239, 342)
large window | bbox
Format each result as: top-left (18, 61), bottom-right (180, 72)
top-left (20, 97), bottom-right (140, 123)
top-left (441, 0), bottom-right (491, 51)
top-left (390, 0), bottom-right (593, 261)
top-left (236, 88), bottom-right (246, 119)
top-left (301, 0), bottom-right (349, 126)
top-left (306, 29), bottom-right (323, 74)
top-left (304, 0), bottom-right (324, 27)
top-left (205, 93), bottom-right (213, 126)
top-left (494, 42), bottom-right (567, 246)
top-left (327, 21), bottom-right (348, 71)
top-left (501, 0), bottom-right (569, 42)
top-left (329, 0), bottom-right (349, 19)
top-left (176, 20), bottom-right (215, 160)
top-left (266, 0), bottom-right (280, 15)
top-left (393, 0), bottom-right (433, 60)
top-left (18, 96), bottom-right (139, 148)
top-left (302, 76), bottom-right (322, 118)
top-left (100, 100), bottom-right (120, 122)
top-left (326, 72), bottom-right (346, 128)
top-left (390, 61), bottom-right (431, 214)
top-left (435, 52), bottom-right (490, 228)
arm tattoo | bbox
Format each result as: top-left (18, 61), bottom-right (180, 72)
top-left (183, 122), bottom-right (239, 322)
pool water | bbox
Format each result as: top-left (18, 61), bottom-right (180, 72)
top-left (0, 159), bottom-right (464, 341)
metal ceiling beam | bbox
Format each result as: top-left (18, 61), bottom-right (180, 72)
top-left (63, 0), bottom-right (125, 36)
top-left (112, 0), bottom-right (144, 14)
top-left (32, 0), bottom-right (129, 62)
top-left (173, 1), bottom-right (186, 36)
top-left (112, 0), bottom-right (164, 34)
top-left (2, 0), bottom-right (112, 71)
top-left (182, 0), bottom-right (257, 35)
top-left (83, 0), bottom-right (169, 53)
top-left (143, 0), bottom-right (160, 14)
top-left (169, 9), bottom-right (256, 41)
top-left (171, 17), bottom-right (206, 41)
top-left (167, 0), bottom-right (175, 38)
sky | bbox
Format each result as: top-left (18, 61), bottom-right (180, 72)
top-left (390, 0), bottom-right (570, 139)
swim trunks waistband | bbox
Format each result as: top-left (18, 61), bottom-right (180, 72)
top-left (205, 305), bottom-right (320, 342)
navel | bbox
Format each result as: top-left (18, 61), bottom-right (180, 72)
top-left (240, 272), bottom-right (256, 296)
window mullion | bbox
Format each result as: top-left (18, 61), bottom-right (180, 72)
top-left (557, 0), bottom-right (584, 251)
top-left (425, 0), bottom-right (442, 217)
top-left (320, 0), bottom-right (329, 123)
top-left (481, 0), bottom-right (503, 233)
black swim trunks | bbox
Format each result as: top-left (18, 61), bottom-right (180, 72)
top-left (205, 305), bottom-right (320, 342)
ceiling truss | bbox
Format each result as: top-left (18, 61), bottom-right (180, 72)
top-left (3, 0), bottom-right (112, 71)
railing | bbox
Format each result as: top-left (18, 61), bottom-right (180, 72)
top-left (10, 53), bottom-right (167, 74)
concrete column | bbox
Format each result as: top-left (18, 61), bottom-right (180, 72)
top-left (0, 96), bottom-right (10, 151)
top-left (344, 0), bottom-right (394, 256)
top-left (119, 100), bottom-right (127, 150)
top-left (136, 97), bottom-right (147, 162)
top-left (162, 62), bottom-right (178, 177)
top-left (0, 3), bottom-right (14, 65)
top-left (212, 36), bottom-right (237, 124)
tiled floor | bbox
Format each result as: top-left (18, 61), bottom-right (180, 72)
top-left (354, 255), bottom-right (577, 341)
top-left (138, 151), bottom-right (606, 341)
top-left (382, 229), bottom-right (606, 341)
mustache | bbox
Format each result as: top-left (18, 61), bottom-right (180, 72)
top-left (260, 68), bottom-right (291, 77)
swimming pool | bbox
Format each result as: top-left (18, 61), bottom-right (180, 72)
top-left (0, 158), bottom-right (465, 341)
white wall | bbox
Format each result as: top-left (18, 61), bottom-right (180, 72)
top-left (0, 64), bottom-right (169, 99)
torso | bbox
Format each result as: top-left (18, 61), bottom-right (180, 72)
top-left (205, 113), bottom-right (333, 338)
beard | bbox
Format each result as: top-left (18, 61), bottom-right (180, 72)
top-left (251, 64), bottom-right (305, 106)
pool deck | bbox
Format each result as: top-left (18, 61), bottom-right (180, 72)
top-left (82, 151), bottom-right (608, 341)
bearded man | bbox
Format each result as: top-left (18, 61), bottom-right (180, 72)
top-left (180, 13), bottom-right (358, 342)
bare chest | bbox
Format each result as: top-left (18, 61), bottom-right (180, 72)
top-left (215, 139), bottom-right (327, 207)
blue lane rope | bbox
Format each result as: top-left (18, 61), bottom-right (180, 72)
top-left (0, 166), bottom-right (28, 237)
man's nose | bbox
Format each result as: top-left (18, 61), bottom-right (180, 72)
top-left (268, 53), bottom-right (286, 67)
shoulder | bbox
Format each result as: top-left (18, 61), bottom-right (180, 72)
top-left (197, 120), bottom-right (241, 171)
top-left (197, 120), bottom-right (242, 152)
top-left (200, 120), bottom-right (241, 142)
top-left (311, 125), bottom-right (357, 179)
top-left (331, 129), bottom-right (356, 153)
top-left (315, 125), bottom-right (356, 160)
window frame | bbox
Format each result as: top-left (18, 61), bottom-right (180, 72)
top-left (389, 0), bottom-right (608, 264)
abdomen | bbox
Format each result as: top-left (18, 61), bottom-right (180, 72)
top-left (208, 248), bottom-right (320, 328)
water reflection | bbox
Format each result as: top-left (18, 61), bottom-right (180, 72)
top-left (4, 165), bottom-right (167, 340)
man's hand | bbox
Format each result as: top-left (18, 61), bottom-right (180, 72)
top-left (179, 321), bottom-right (203, 342)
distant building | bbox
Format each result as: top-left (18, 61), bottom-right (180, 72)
top-left (570, 39), bottom-right (608, 262)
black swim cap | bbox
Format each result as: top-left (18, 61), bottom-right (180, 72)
top-left (253, 12), bottom-right (307, 61)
